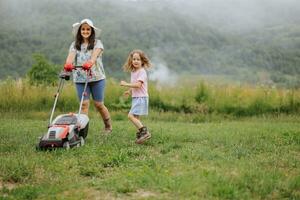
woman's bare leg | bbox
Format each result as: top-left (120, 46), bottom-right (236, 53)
top-left (94, 101), bottom-right (112, 131)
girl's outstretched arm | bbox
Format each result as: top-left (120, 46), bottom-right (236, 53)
top-left (120, 80), bottom-right (142, 88)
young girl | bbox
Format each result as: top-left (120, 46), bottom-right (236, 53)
top-left (64, 18), bottom-right (112, 134)
top-left (120, 49), bottom-right (152, 144)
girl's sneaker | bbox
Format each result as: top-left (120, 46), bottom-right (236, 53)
top-left (135, 131), bottom-right (142, 143)
top-left (136, 126), bottom-right (151, 144)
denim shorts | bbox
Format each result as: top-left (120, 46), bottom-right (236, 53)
top-left (129, 97), bottom-right (149, 116)
top-left (75, 79), bottom-right (105, 102)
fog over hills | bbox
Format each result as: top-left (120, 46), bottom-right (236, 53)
top-left (0, 0), bottom-right (299, 86)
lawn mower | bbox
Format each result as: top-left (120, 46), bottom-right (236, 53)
top-left (36, 67), bottom-right (89, 150)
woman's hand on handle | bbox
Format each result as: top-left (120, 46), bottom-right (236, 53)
top-left (82, 61), bottom-right (93, 70)
top-left (64, 63), bottom-right (74, 72)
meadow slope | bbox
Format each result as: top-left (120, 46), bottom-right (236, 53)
top-left (0, 113), bottom-right (299, 199)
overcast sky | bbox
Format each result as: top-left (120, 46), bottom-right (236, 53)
top-left (1, 0), bottom-right (299, 32)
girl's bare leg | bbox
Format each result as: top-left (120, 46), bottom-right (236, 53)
top-left (128, 113), bottom-right (143, 129)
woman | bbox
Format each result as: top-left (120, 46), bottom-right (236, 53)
top-left (64, 18), bottom-right (112, 134)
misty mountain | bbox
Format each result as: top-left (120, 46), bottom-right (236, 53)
top-left (0, 0), bottom-right (299, 86)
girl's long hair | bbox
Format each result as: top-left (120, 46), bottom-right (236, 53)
top-left (123, 49), bottom-right (152, 72)
top-left (75, 25), bottom-right (95, 51)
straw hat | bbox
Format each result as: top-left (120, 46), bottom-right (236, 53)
top-left (72, 18), bottom-right (101, 37)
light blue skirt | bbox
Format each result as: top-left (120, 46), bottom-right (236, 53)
top-left (129, 97), bottom-right (149, 116)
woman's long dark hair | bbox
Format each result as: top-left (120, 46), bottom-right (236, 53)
top-left (75, 25), bottom-right (95, 51)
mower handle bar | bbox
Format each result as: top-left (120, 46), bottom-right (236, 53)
top-left (59, 66), bottom-right (92, 80)
top-left (50, 67), bottom-right (89, 124)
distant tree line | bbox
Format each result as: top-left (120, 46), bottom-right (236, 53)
top-left (0, 0), bottom-right (299, 87)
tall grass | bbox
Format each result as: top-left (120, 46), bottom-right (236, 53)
top-left (0, 78), bottom-right (299, 116)
top-left (0, 78), bottom-right (78, 112)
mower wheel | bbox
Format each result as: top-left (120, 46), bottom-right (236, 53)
top-left (80, 136), bottom-right (85, 146)
top-left (79, 123), bottom-right (89, 139)
top-left (35, 144), bottom-right (42, 151)
top-left (63, 141), bottom-right (70, 150)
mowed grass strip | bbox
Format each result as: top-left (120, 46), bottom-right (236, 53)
top-left (0, 114), bottom-right (299, 199)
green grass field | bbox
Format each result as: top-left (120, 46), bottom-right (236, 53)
top-left (0, 112), bottom-right (299, 199)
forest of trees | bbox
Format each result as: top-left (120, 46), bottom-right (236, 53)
top-left (0, 0), bottom-right (299, 87)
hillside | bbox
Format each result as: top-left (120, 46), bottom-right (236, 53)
top-left (0, 0), bottom-right (299, 87)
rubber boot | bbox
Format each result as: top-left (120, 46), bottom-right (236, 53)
top-left (102, 118), bottom-right (112, 134)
